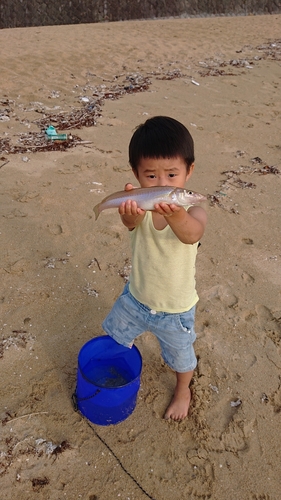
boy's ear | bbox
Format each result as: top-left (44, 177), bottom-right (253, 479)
top-left (133, 169), bottom-right (139, 180)
top-left (186, 162), bottom-right (195, 181)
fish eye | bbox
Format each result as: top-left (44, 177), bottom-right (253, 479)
top-left (187, 190), bottom-right (193, 195)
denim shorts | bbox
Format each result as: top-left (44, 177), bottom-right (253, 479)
top-left (102, 283), bottom-right (197, 373)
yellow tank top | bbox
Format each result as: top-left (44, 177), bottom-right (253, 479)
top-left (129, 210), bottom-right (199, 313)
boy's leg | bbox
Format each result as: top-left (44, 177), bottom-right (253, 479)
top-left (164, 370), bottom-right (193, 421)
top-left (102, 283), bottom-right (145, 347)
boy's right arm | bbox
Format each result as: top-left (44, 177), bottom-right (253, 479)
top-left (119, 183), bottom-right (146, 229)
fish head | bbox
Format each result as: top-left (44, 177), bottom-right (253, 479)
top-left (172, 188), bottom-right (206, 205)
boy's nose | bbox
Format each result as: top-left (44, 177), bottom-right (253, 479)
top-left (158, 178), bottom-right (168, 186)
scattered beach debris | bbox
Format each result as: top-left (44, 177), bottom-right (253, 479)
top-left (208, 155), bottom-right (279, 213)
top-left (1, 410), bottom-right (16, 426)
top-left (118, 258), bottom-right (132, 282)
top-left (209, 384), bottom-right (219, 394)
top-left (34, 438), bottom-right (69, 456)
top-left (198, 39), bottom-right (280, 78)
top-left (88, 180), bottom-right (104, 193)
top-left (32, 477), bottom-right (49, 492)
top-left (229, 59), bottom-right (253, 68)
top-left (207, 192), bottom-right (239, 214)
top-left (45, 125), bottom-right (68, 141)
top-left (87, 258), bottom-right (101, 271)
top-left (235, 150), bottom-right (246, 157)
top-left (155, 69), bottom-right (184, 80)
top-left (0, 158), bottom-right (9, 168)
top-left (0, 99), bottom-right (12, 122)
top-left (35, 103), bottom-right (102, 131)
top-left (0, 137), bottom-right (10, 152)
top-left (251, 156), bottom-right (263, 164)
top-left (0, 73), bottom-right (153, 156)
top-left (48, 90), bottom-right (60, 98)
top-left (48, 440), bottom-right (71, 457)
top-left (0, 331), bottom-right (35, 358)
top-left (256, 165), bottom-right (280, 175)
top-left (44, 255), bottom-right (70, 268)
top-left (0, 436), bottom-right (70, 476)
top-left (2, 412), bottom-right (48, 425)
top-left (83, 284), bottom-right (99, 297)
top-left (207, 191), bottom-right (226, 208)
top-left (230, 398), bottom-right (242, 407)
top-left (207, 191), bottom-right (239, 214)
top-left (198, 58), bottom-right (254, 77)
top-left (199, 67), bottom-right (233, 77)
top-left (1, 41), bottom-right (280, 160)
top-left (106, 73), bottom-right (151, 96)
top-left (261, 393), bottom-right (269, 403)
top-left (220, 170), bottom-right (256, 190)
top-left (78, 72), bottom-right (150, 106)
top-left (0, 114), bottom-right (10, 122)
top-left (0, 131), bottom-right (85, 155)
top-left (256, 39), bottom-right (281, 60)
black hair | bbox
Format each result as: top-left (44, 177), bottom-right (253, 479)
top-left (129, 116), bottom-right (195, 173)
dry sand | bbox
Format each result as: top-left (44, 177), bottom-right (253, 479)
top-left (0, 14), bottom-right (281, 500)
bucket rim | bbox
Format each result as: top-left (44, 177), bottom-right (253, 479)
top-left (77, 360), bottom-right (142, 389)
top-left (77, 335), bottom-right (142, 389)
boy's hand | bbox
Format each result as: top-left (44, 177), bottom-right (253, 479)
top-left (155, 201), bottom-right (207, 245)
top-left (118, 183), bottom-right (145, 227)
top-left (153, 202), bottom-right (181, 218)
top-left (124, 183), bottom-right (136, 191)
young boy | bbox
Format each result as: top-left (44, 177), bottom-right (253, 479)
top-left (102, 116), bottom-right (207, 421)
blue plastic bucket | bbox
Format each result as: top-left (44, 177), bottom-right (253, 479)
top-left (74, 336), bottom-right (142, 425)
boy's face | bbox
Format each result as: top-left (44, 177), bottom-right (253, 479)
top-left (134, 156), bottom-right (194, 188)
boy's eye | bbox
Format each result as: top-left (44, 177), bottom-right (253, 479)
top-left (168, 173), bottom-right (176, 177)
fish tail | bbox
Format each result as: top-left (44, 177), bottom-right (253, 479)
top-left (93, 203), bottom-right (100, 220)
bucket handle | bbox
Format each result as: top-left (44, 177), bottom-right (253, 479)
top-left (72, 387), bottom-right (101, 411)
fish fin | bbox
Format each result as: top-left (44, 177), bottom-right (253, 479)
top-left (93, 204), bottom-right (100, 220)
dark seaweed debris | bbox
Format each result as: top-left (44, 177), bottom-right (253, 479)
top-left (32, 477), bottom-right (50, 491)
top-left (0, 72), bottom-right (152, 155)
top-left (155, 69), bottom-right (185, 80)
top-left (207, 155), bottom-right (280, 214)
top-left (0, 331), bottom-right (33, 359)
top-left (0, 132), bottom-right (83, 155)
top-left (198, 58), bottom-right (253, 77)
top-left (51, 440), bottom-right (71, 457)
top-left (198, 38), bottom-right (281, 77)
top-left (221, 170), bottom-right (257, 189)
top-left (256, 39), bottom-right (281, 60)
top-left (35, 102), bottom-right (102, 131)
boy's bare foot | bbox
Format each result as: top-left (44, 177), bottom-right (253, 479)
top-left (164, 386), bottom-right (192, 421)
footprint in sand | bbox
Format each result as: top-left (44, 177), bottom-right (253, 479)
top-left (2, 208), bottom-right (28, 218)
top-left (6, 258), bottom-right (31, 274)
top-left (251, 495), bottom-right (271, 500)
top-left (255, 304), bottom-right (281, 346)
top-left (186, 449), bottom-right (214, 498)
top-left (17, 191), bottom-right (39, 202)
top-left (201, 284), bottom-right (238, 308)
top-left (47, 223), bottom-right (63, 235)
top-left (241, 270), bottom-right (255, 285)
top-left (220, 413), bottom-right (255, 454)
top-left (269, 385), bottom-right (281, 413)
top-left (220, 417), bottom-right (249, 452)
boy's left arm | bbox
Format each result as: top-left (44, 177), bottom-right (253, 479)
top-left (155, 203), bottom-right (207, 244)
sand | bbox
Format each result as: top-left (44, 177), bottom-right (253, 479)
top-left (0, 14), bottom-right (281, 500)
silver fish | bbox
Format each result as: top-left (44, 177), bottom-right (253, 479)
top-left (93, 186), bottom-right (206, 220)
